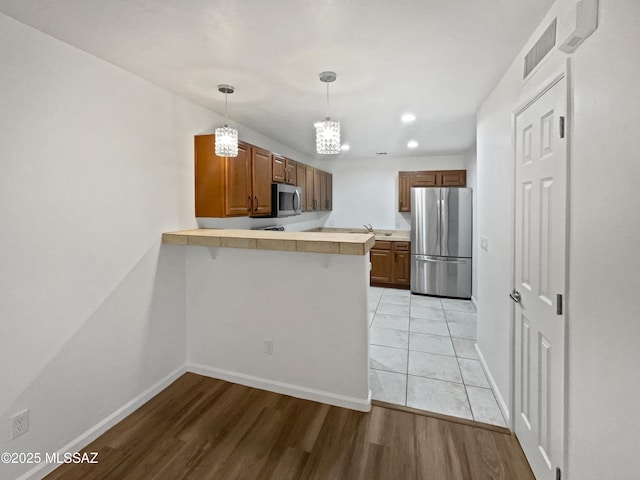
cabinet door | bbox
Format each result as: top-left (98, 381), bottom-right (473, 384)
top-left (371, 249), bottom-right (393, 284)
top-left (393, 242), bottom-right (411, 285)
top-left (319, 171), bottom-right (327, 211)
top-left (296, 164), bottom-right (307, 211)
top-left (326, 172), bottom-right (333, 210)
top-left (305, 167), bottom-right (315, 211)
top-left (412, 171), bottom-right (438, 187)
top-left (272, 154), bottom-right (286, 183)
top-left (438, 170), bottom-right (467, 187)
top-left (398, 171), bottom-right (411, 212)
top-left (251, 147), bottom-right (272, 216)
top-left (195, 134), bottom-right (225, 218)
top-left (225, 143), bottom-right (252, 216)
top-left (285, 158), bottom-right (297, 185)
top-left (313, 168), bottom-right (322, 211)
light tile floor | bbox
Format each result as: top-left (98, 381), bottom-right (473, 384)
top-left (368, 287), bottom-right (507, 427)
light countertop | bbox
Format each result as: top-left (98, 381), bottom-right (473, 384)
top-left (306, 227), bottom-right (410, 243)
top-left (162, 228), bottom-right (376, 255)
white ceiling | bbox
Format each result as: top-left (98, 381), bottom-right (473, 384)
top-left (0, 0), bottom-right (554, 159)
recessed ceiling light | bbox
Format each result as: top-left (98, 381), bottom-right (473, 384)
top-left (340, 144), bottom-right (350, 151)
top-left (401, 113), bottom-right (416, 123)
top-left (407, 140), bottom-right (418, 149)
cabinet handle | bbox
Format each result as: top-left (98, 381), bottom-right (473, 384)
top-left (248, 196), bottom-right (251, 212)
top-left (254, 196), bottom-right (258, 211)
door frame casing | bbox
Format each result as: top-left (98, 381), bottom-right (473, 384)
top-left (509, 59), bottom-right (572, 477)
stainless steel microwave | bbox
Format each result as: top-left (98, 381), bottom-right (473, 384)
top-left (271, 183), bottom-right (302, 217)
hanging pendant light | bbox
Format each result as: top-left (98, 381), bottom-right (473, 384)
top-left (215, 84), bottom-right (238, 157)
top-left (315, 71), bottom-right (340, 154)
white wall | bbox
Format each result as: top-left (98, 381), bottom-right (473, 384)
top-left (197, 211), bottom-right (329, 232)
top-left (476, 1), bottom-right (640, 478)
top-left (463, 145), bottom-right (478, 301)
top-left (0, 13), bottom-right (314, 480)
top-left (185, 247), bottom-right (370, 410)
top-left (324, 155), bottom-right (465, 230)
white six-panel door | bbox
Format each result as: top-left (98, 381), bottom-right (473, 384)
top-left (514, 76), bottom-right (567, 480)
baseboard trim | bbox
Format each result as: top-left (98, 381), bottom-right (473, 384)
top-left (470, 296), bottom-right (478, 309)
top-left (187, 363), bottom-right (371, 412)
top-left (18, 365), bottom-right (186, 480)
top-left (475, 344), bottom-right (511, 425)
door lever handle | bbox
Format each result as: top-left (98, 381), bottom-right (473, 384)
top-left (509, 289), bottom-right (521, 303)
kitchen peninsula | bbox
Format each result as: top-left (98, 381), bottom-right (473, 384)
top-left (162, 228), bottom-right (375, 411)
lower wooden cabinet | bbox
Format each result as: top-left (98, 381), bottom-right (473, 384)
top-left (370, 243), bottom-right (393, 284)
top-left (370, 241), bottom-right (411, 289)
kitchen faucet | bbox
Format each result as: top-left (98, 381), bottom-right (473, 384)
top-left (363, 224), bottom-right (374, 233)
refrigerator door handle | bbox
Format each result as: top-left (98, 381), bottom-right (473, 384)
top-left (440, 189), bottom-right (449, 256)
top-left (414, 256), bottom-right (467, 265)
top-left (437, 191), bottom-right (442, 256)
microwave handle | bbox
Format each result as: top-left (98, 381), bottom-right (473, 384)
top-left (293, 189), bottom-right (301, 212)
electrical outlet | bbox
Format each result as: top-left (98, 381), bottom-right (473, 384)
top-left (480, 235), bottom-right (488, 251)
top-left (10, 409), bottom-right (29, 440)
top-left (264, 340), bottom-right (274, 355)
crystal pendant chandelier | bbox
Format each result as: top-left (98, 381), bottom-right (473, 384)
top-left (215, 84), bottom-right (238, 157)
top-left (315, 71), bottom-right (340, 154)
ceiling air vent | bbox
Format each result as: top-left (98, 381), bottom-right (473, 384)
top-left (376, 152), bottom-right (388, 155)
top-left (524, 18), bottom-right (557, 79)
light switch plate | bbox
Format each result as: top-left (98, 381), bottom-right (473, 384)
top-left (480, 236), bottom-right (488, 251)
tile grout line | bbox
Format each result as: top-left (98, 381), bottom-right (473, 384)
top-left (444, 307), bottom-right (475, 420)
top-left (405, 287), bottom-right (411, 407)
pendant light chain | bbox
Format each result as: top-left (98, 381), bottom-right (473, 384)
top-left (326, 81), bottom-right (330, 120)
top-left (225, 91), bottom-right (229, 123)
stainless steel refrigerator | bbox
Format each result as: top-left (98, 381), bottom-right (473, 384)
top-left (410, 187), bottom-right (472, 298)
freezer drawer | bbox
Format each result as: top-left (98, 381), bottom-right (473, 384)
top-left (411, 255), bottom-right (471, 299)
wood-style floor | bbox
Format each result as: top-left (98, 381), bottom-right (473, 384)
top-left (45, 373), bottom-right (534, 480)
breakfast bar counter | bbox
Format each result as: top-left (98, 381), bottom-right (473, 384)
top-left (162, 227), bottom-right (372, 413)
top-left (162, 228), bottom-right (375, 255)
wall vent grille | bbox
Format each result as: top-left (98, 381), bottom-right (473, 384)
top-left (524, 18), bottom-right (557, 79)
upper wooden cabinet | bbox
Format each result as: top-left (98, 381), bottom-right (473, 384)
top-left (398, 172), bottom-right (411, 213)
top-left (324, 172), bottom-right (333, 210)
top-left (251, 147), bottom-right (272, 216)
top-left (439, 170), bottom-right (467, 186)
top-left (272, 154), bottom-right (286, 183)
top-left (303, 167), bottom-right (332, 211)
top-left (296, 163), bottom-right (307, 211)
top-left (285, 158), bottom-right (297, 185)
top-left (195, 134), bottom-right (332, 217)
top-left (411, 171), bottom-right (438, 187)
top-left (305, 167), bottom-right (315, 212)
top-left (398, 169), bottom-right (467, 212)
top-left (272, 156), bottom-right (298, 185)
top-left (224, 143), bottom-right (252, 216)
top-left (195, 134), bottom-right (272, 218)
